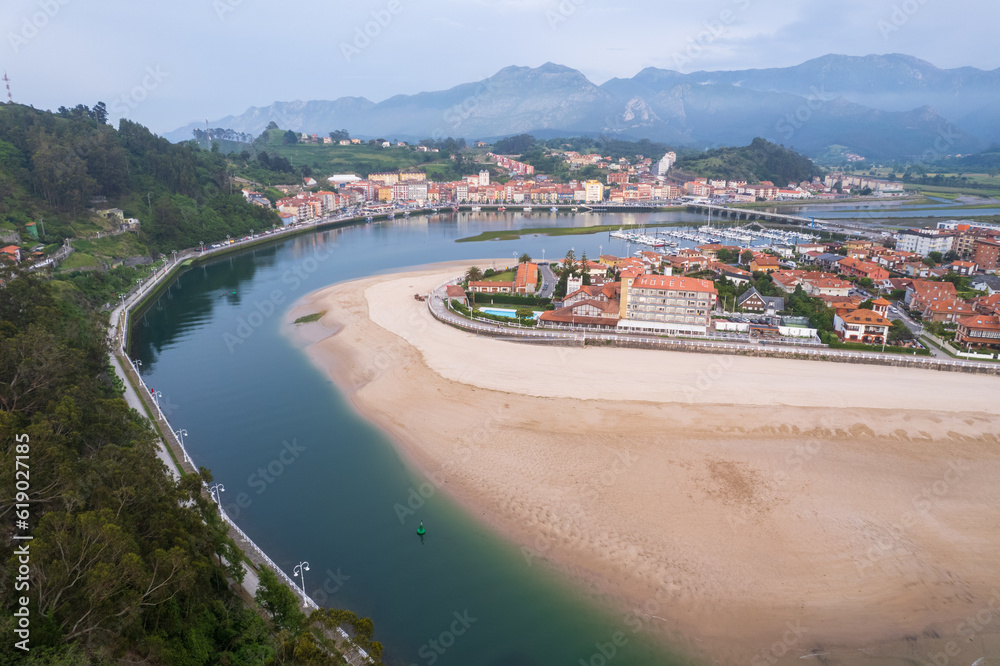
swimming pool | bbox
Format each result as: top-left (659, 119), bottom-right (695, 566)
top-left (479, 307), bottom-right (540, 320)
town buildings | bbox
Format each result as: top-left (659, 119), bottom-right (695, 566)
top-left (833, 299), bottom-right (891, 345)
top-left (736, 287), bottom-right (784, 315)
top-left (895, 228), bottom-right (955, 257)
top-left (619, 274), bottom-right (718, 334)
top-left (955, 314), bottom-right (1000, 350)
top-left (514, 262), bottom-right (539, 294)
top-left (973, 239), bottom-right (1000, 272)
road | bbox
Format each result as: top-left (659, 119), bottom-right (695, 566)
top-left (108, 335), bottom-right (182, 480)
top-left (886, 302), bottom-right (941, 357)
top-left (538, 262), bottom-right (557, 298)
top-left (428, 284), bottom-right (1000, 373)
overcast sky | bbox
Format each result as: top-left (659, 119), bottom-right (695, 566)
top-left (4, 0), bottom-right (997, 134)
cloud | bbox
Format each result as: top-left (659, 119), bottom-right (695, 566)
top-left (4, 0), bottom-right (998, 134)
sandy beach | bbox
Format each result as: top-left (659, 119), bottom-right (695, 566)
top-left (288, 260), bottom-right (1000, 665)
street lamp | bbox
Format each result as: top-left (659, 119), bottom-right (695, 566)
top-left (293, 561), bottom-right (310, 596)
top-left (209, 483), bottom-right (225, 506)
top-left (151, 390), bottom-right (162, 408)
top-left (132, 358), bottom-right (142, 373)
top-left (171, 250), bottom-right (177, 264)
top-left (175, 428), bottom-right (188, 447)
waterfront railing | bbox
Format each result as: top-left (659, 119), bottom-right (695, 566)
top-left (428, 281), bottom-right (1000, 375)
top-left (112, 259), bottom-right (324, 613)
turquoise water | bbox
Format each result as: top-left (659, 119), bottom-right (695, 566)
top-left (130, 211), bottom-right (686, 665)
top-left (129, 200), bottom-right (964, 663)
top-left (479, 307), bottom-right (541, 319)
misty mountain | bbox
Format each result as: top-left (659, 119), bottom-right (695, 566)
top-left (165, 54), bottom-right (996, 160)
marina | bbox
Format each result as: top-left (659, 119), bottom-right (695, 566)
top-left (609, 228), bottom-right (678, 247)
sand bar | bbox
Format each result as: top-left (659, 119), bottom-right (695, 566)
top-left (289, 260), bottom-right (1000, 665)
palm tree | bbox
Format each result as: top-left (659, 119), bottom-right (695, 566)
top-left (518, 253), bottom-right (532, 264)
top-left (466, 266), bottom-right (483, 283)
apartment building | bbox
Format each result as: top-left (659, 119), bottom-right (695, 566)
top-left (619, 274), bottom-right (718, 334)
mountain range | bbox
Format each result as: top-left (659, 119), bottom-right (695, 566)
top-left (165, 54), bottom-right (1000, 161)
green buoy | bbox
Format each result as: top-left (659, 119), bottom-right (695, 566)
top-left (416, 521), bottom-right (425, 536)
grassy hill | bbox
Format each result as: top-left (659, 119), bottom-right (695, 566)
top-left (673, 137), bottom-right (822, 185)
top-left (0, 102), bottom-right (386, 664)
top-left (254, 129), bottom-right (459, 178)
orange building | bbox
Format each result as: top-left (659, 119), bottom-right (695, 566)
top-left (749, 253), bottom-right (781, 273)
top-left (514, 262), bottom-right (538, 294)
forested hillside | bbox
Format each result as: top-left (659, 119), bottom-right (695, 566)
top-left (673, 138), bottom-right (822, 185)
top-left (0, 102), bottom-right (383, 664)
top-left (0, 104), bottom-right (281, 256)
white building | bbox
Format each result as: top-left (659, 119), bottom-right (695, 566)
top-left (584, 180), bottom-right (604, 203)
top-left (407, 182), bottom-right (429, 201)
top-left (895, 229), bottom-right (954, 257)
top-left (478, 170), bottom-right (490, 187)
top-left (938, 219), bottom-right (1000, 234)
top-left (328, 174), bottom-right (361, 185)
top-left (656, 151), bottom-right (676, 177)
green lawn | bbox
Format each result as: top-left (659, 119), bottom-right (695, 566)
top-left (456, 219), bottom-right (689, 243)
top-left (72, 232), bottom-right (147, 258)
top-left (484, 270), bottom-right (515, 281)
top-left (258, 130), bottom-right (456, 178)
top-left (920, 191), bottom-right (961, 200)
top-left (293, 311), bottom-right (326, 324)
top-left (59, 252), bottom-right (99, 270)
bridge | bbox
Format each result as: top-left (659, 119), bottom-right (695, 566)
top-left (450, 203), bottom-right (594, 212)
top-left (686, 203), bottom-right (826, 227)
top-left (587, 203), bottom-right (663, 212)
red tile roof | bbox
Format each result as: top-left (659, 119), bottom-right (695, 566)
top-left (957, 314), bottom-right (1000, 332)
top-left (515, 262), bottom-right (538, 290)
top-left (632, 275), bottom-right (717, 295)
top-left (841, 309), bottom-right (891, 326)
